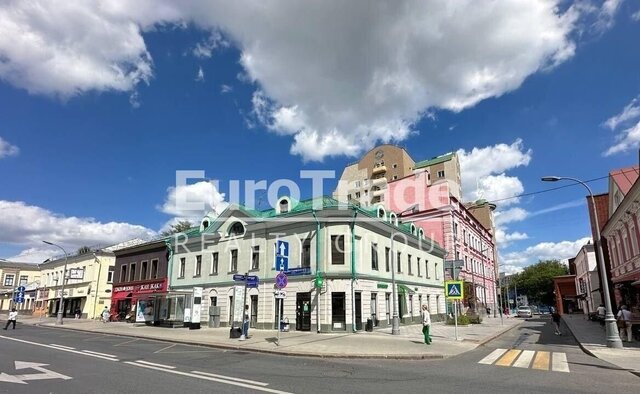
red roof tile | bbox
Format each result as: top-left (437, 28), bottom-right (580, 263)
top-left (610, 165), bottom-right (640, 195)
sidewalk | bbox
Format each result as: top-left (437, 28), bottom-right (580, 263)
top-left (562, 314), bottom-right (640, 376)
top-left (11, 315), bottom-right (522, 360)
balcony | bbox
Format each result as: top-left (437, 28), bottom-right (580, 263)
top-left (372, 165), bottom-right (387, 175)
top-left (373, 188), bottom-right (385, 197)
top-left (372, 177), bottom-right (387, 186)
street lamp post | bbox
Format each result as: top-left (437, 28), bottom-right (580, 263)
top-left (43, 241), bottom-right (68, 325)
top-left (542, 176), bottom-right (623, 349)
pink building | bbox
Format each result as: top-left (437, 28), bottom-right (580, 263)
top-left (384, 170), bottom-right (497, 313)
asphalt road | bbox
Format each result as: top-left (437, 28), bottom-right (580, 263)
top-left (0, 317), bottom-right (636, 394)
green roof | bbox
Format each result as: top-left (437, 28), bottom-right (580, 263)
top-left (414, 153), bottom-right (455, 169)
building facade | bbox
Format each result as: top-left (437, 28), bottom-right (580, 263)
top-left (39, 250), bottom-right (115, 319)
top-left (110, 239), bottom-right (170, 324)
top-left (602, 166), bottom-right (640, 318)
top-left (0, 261), bottom-right (40, 313)
top-left (572, 243), bottom-right (601, 314)
top-left (384, 171), bottom-right (497, 313)
top-left (168, 197), bottom-right (446, 333)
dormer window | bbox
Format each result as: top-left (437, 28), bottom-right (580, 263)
top-left (202, 220), bottom-right (209, 229)
top-left (229, 222), bottom-right (245, 237)
top-left (280, 199), bottom-right (289, 213)
top-left (377, 206), bottom-right (386, 219)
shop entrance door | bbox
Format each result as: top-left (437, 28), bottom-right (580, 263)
top-left (296, 292), bottom-right (311, 331)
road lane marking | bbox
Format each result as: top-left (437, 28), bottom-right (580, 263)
top-left (191, 371), bottom-right (269, 386)
top-left (49, 344), bottom-right (75, 350)
top-left (495, 349), bottom-right (521, 366)
top-left (532, 351), bottom-right (550, 371)
top-left (125, 362), bottom-right (293, 394)
top-left (552, 352), bottom-right (570, 373)
top-left (512, 350), bottom-right (535, 368)
top-left (134, 360), bottom-right (176, 369)
top-left (478, 348), bottom-right (508, 365)
top-left (82, 350), bottom-right (117, 358)
top-left (0, 336), bottom-right (119, 362)
top-left (154, 344), bottom-right (176, 354)
top-left (113, 338), bottom-right (139, 346)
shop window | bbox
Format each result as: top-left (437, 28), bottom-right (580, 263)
top-left (301, 239), bottom-right (311, 268)
top-left (371, 243), bottom-right (379, 271)
top-left (120, 266), bottom-right (127, 283)
top-left (385, 247), bottom-right (390, 272)
top-left (230, 249), bottom-right (238, 272)
top-left (331, 235), bottom-right (345, 265)
top-left (251, 246), bottom-right (260, 270)
top-left (385, 293), bottom-right (391, 323)
top-left (150, 259), bottom-right (158, 279)
top-left (178, 258), bottom-right (185, 278)
top-left (211, 252), bottom-right (219, 275)
top-left (195, 255), bottom-right (202, 277)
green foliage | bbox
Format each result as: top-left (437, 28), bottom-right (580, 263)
top-left (76, 246), bottom-right (92, 255)
top-left (446, 314), bottom-right (470, 325)
top-left (468, 315), bottom-right (483, 324)
top-left (512, 259), bottom-right (568, 305)
top-left (161, 220), bottom-right (194, 236)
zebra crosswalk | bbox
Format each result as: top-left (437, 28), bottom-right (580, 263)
top-left (478, 348), bottom-right (570, 373)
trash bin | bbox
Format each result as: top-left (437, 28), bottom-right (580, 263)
top-left (229, 327), bottom-right (242, 338)
top-left (365, 318), bottom-right (373, 332)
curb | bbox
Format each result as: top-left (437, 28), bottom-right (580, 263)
top-left (561, 317), bottom-right (640, 378)
top-left (33, 323), bottom-right (447, 360)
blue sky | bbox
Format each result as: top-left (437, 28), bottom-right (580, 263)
top-left (1, 1), bottom-right (639, 272)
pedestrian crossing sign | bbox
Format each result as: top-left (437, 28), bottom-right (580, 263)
top-left (445, 281), bottom-right (464, 300)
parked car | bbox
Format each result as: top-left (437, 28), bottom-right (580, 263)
top-left (538, 306), bottom-right (551, 315)
top-left (517, 306), bottom-right (533, 318)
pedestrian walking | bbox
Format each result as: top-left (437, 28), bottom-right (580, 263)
top-left (101, 306), bottom-right (110, 323)
top-left (74, 307), bottom-right (81, 319)
top-left (421, 304), bottom-right (432, 345)
top-left (3, 308), bottom-right (17, 330)
top-left (616, 305), bottom-right (633, 342)
top-left (596, 304), bottom-right (606, 327)
top-left (552, 309), bottom-right (562, 335)
top-left (242, 305), bottom-right (250, 339)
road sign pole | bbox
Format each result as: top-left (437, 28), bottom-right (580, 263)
top-left (240, 272), bottom-right (248, 341)
top-left (454, 301), bottom-right (458, 340)
top-left (277, 293), bottom-right (282, 346)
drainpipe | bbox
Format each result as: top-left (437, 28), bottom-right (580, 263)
top-left (350, 209), bottom-right (358, 332)
top-left (312, 211), bottom-right (322, 333)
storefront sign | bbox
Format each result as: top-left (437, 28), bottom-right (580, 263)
top-left (376, 283), bottom-right (388, 289)
top-left (113, 280), bottom-right (166, 294)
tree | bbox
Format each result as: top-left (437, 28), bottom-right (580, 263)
top-left (76, 245), bottom-right (92, 255)
top-left (512, 259), bottom-right (568, 306)
top-left (161, 220), bottom-right (194, 236)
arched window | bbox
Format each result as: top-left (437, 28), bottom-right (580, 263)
top-left (389, 212), bottom-right (398, 226)
top-left (229, 222), bottom-right (245, 237)
top-left (202, 220), bottom-right (209, 229)
top-left (418, 228), bottom-right (425, 239)
top-left (410, 223), bottom-right (417, 235)
top-left (377, 206), bottom-right (386, 220)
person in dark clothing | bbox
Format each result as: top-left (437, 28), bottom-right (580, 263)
top-left (552, 309), bottom-right (562, 335)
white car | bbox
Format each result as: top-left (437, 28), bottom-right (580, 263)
top-left (517, 306), bottom-right (533, 318)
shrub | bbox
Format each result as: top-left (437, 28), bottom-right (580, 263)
top-left (446, 314), bottom-right (470, 325)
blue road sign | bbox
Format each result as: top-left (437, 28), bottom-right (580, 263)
top-left (445, 280), bottom-right (464, 300)
top-left (232, 274), bottom-right (246, 281)
top-left (276, 256), bottom-right (289, 272)
top-left (247, 282), bottom-right (259, 289)
top-left (246, 275), bottom-right (259, 284)
top-left (276, 240), bottom-right (289, 257)
top-left (17, 286), bottom-right (26, 292)
top-left (275, 272), bottom-right (288, 289)
top-left (285, 267), bottom-right (311, 276)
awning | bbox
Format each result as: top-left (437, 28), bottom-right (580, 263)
top-left (631, 280), bottom-right (640, 287)
top-left (397, 284), bottom-right (415, 294)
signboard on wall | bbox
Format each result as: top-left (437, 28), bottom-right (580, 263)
top-left (68, 268), bottom-right (84, 280)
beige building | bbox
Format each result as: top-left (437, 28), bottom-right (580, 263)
top-left (39, 250), bottom-right (115, 319)
top-left (0, 261), bottom-right (40, 313)
top-left (333, 145), bottom-right (461, 207)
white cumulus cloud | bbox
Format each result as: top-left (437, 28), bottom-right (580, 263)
top-left (0, 136), bottom-right (19, 158)
top-left (0, 1), bottom-right (582, 161)
top-left (458, 139), bottom-right (532, 206)
top-left (495, 207), bottom-right (529, 226)
top-left (159, 181), bottom-right (228, 229)
top-left (501, 236), bottom-right (592, 270)
top-left (602, 95), bottom-right (640, 156)
top-left (0, 200), bottom-right (156, 263)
